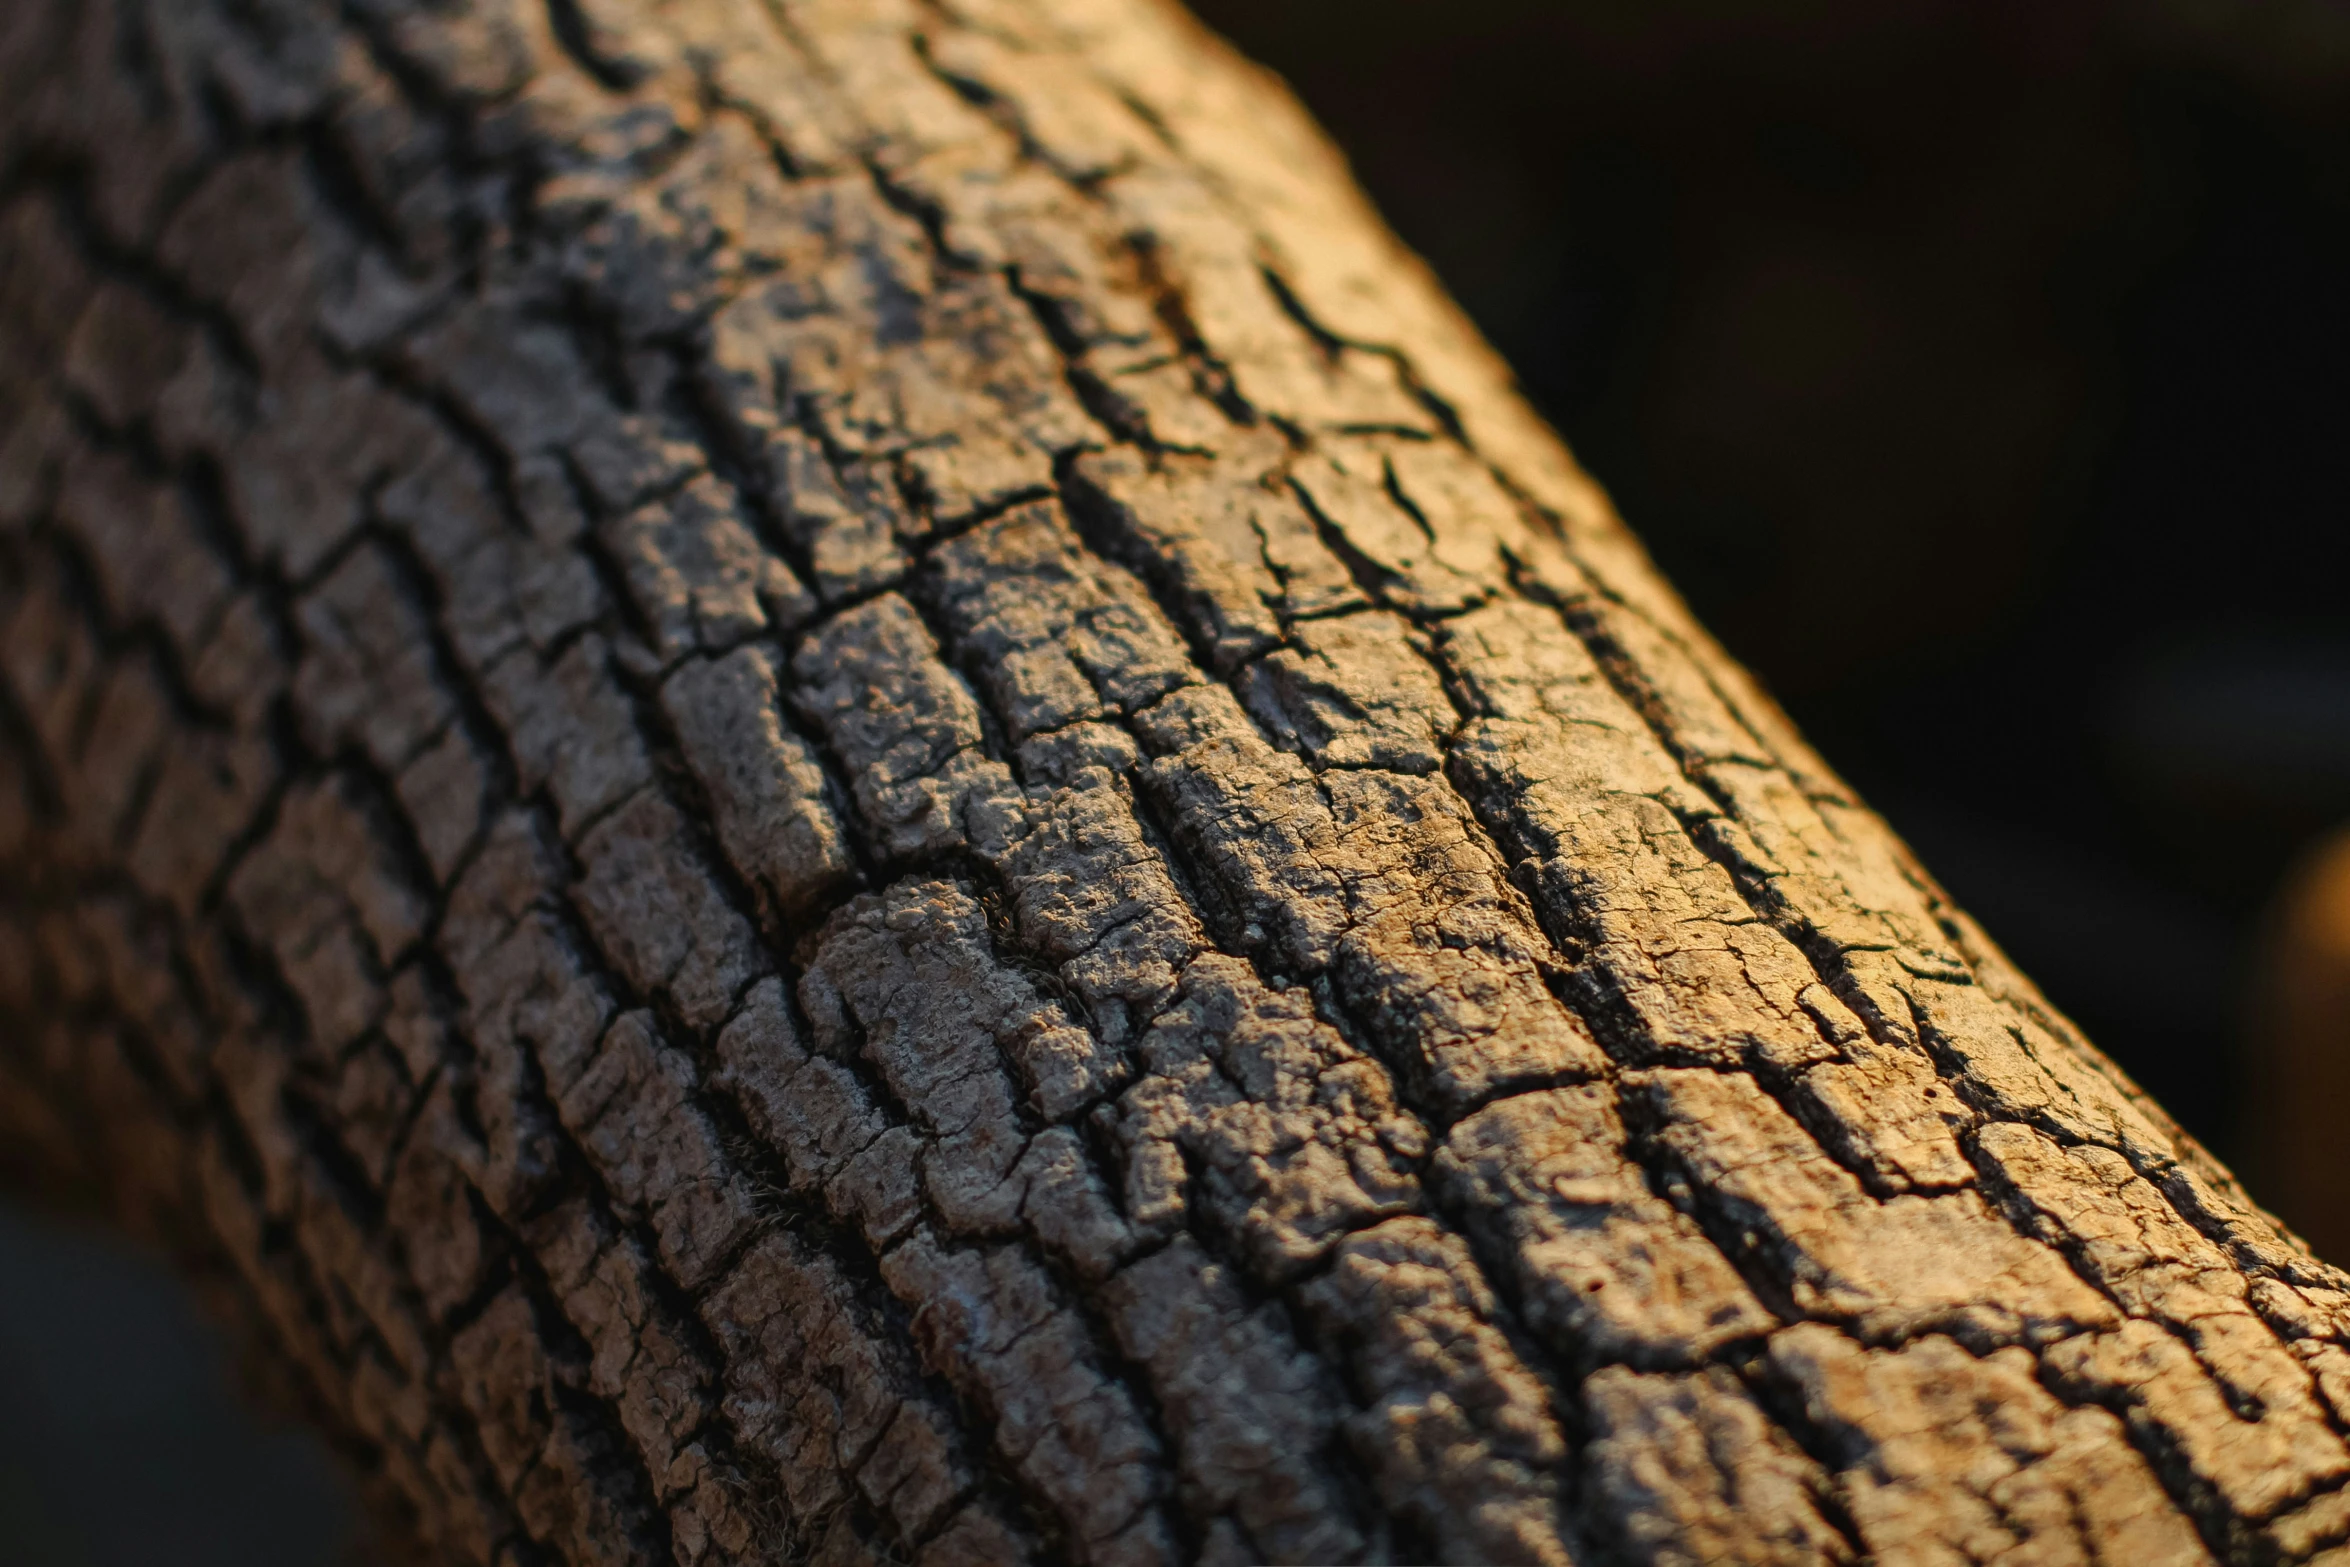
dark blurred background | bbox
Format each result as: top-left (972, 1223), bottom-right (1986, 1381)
top-left (0, 1204), bottom-right (359, 1566)
top-left (1193, 0), bottom-right (2350, 1225)
top-left (7, 3), bottom-right (2350, 1560)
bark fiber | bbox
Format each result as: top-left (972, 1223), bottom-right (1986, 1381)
top-left (0, 0), bottom-right (2344, 1563)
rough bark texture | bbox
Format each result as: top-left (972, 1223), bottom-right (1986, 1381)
top-left (1, 1), bottom-right (2346, 1564)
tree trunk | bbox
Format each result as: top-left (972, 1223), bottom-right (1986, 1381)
top-left (1, 1), bottom-right (2345, 1563)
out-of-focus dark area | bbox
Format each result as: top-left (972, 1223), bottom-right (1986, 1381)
top-left (0, 1202), bottom-right (358, 1565)
top-left (1191, 0), bottom-right (2350, 1253)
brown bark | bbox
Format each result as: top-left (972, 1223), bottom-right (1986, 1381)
top-left (0, 0), bottom-right (2344, 1563)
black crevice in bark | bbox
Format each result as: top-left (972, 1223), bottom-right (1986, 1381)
top-left (659, 337), bottom-right (836, 611)
top-left (725, 57), bottom-right (1437, 1542)
top-left (27, 878), bottom-right (216, 1124)
top-left (1281, 467), bottom-right (1426, 621)
top-left (18, 500), bottom-right (237, 760)
top-left (280, 1071), bottom-right (393, 1232)
top-left (1714, 1356), bottom-right (1875, 1567)
top-left (542, 0), bottom-right (649, 94)
top-left (1050, 450), bottom-right (1250, 676)
top-left (1255, 257), bottom-right (1477, 450)
top-left (921, 152), bottom-right (1673, 1567)
top-left (1126, 234), bottom-right (1262, 429)
top-left (742, 944), bottom-right (1077, 1559)
top-left (363, 353), bottom-right (551, 545)
top-left (1962, 1125), bottom-right (2350, 1495)
top-left (857, 149), bottom-right (990, 278)
top-left (256, 789), bottom-right (687, 1563)
top-left (931, 482), bottom-right (1592, 1563)
top-left (837, 847), bottom-right (1200, 1560)
top-left (356, 511), bottom-right (528, 843)
top-left (6, 154), bottom-right (264, 382)
top-left (107, 0), bottom-right (173, 122)
top-left (297, 109), bottom-right (415, 266)
top-left (1086, 311), bottom-right (1887, 1559)
top-left (2035, 1335), bottom-right (2271, 1566)
top-left (548, 280), bottom-right (645, 415)
top-left (333, 18), bottom-right (516, 297)
top-left (946, 31), bottom-right (2070, 1436)
top-left (428, 912), bottom-right (688, 1561)
top-left (941, 716), bottom-right (1421, 1548)
top-left (473, 1175), bottom-right (682, 1566)
top-left (521, 641), bottom-right (1046, 1563)
top-left (553, 457), bottom-right (680, 672)
top-left (0, 157), bottom-right (411, 1567)
top-left (22, 117), bottom-right (741, 1556)
top-left (1255, 263), bottom-right (1347, 368)
top-left (0, 643), bottom-right (66, 831)
top-left (909, 22), bottom-right (1127, 195)
top-left (32, 420), bottom-right (274, 751)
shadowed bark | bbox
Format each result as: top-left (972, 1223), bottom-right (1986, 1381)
top-left (2, 1), bottom-right (2346, 1563)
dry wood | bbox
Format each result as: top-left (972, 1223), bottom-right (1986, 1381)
top-left (1, 0), bottom-right (2345, 1563)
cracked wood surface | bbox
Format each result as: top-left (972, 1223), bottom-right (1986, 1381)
top-left (0, 0), bottom-right (2345, 1563)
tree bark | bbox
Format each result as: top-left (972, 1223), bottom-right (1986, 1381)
top-left (1, 1), bottom-right (2345, 1563)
